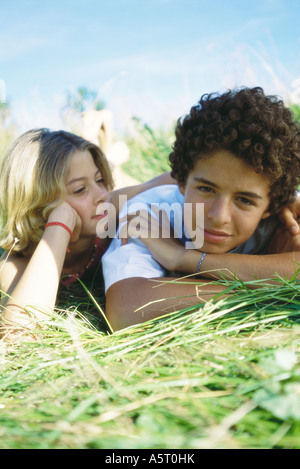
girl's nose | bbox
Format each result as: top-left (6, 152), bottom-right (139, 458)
top-left (207, 197), bottom-right (232, 226)
top-left (93, 183), bottom-right (108, 204)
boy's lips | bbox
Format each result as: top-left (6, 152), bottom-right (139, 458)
top-left (203, 227), bottom-right (232, 243)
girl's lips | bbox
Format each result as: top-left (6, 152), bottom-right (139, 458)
top-left (93, 209), bottom-right (108, 221)
top-left (203, 228), bottom-right (232, 244)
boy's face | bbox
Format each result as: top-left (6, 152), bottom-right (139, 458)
top-left (180, 150), bottom-right (271, 253)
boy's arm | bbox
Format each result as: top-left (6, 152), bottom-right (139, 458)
top-left (135, 233), bottom-right (300, 283)
top-left (105, 242), bottom-right (300, 331)
top-left (104, 192), bottom-right (300, 331)
top-left (193, 251), bottom-right (300, 283)
top-left (119, 209), bottom-right (300, 282)
top-left (181, 222), bottom-right (300, 282)
top-left (103, 213), bottom-right (224, 331)
top-left (105, 277), bottom-right (224, 331)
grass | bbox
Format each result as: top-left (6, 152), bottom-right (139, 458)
top-left (1, 118), bottom-right (300, 449)
top-left (1, 275), bottom-right (300, 449)
top-left (121, 118), bottom-right (174, 182)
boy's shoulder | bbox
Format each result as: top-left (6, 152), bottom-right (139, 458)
top-left (231, 216), bottom-right (280, 255)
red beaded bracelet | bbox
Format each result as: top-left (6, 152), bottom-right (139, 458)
top-left (45, 222), bottom-right (73, 238)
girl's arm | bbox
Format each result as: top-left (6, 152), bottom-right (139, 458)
top-left (109, 172), bottom-right (176, 216)
top-left (0, 203), bottom-right (79, 336)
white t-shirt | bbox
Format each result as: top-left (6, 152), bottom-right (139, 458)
top-left (102, 185), bottom-right (278, 292)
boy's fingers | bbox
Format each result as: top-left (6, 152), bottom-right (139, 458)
top-left (279, 207), bottom-right (300, 235)
top-left (290, 223), bottom-right (300, 235)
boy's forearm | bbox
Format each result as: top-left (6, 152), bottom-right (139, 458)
top-left (105, 277), bottom-right (225, 331)
top-left (179, 250), bottom-right (300, 282)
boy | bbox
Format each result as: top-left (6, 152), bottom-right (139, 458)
top-left (102, 87), bottom-right (300, 330)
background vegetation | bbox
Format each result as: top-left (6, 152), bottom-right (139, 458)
top-left (1, 276), bottom-right (300, 449)
top-left (122, 117), bottom-right (174, 182)
top-left (0, 92), bottom-right (300, 449)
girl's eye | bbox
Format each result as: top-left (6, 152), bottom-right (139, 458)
top-left (97, 178), bottom-right (105, 185)
top-left (73, 186), bottom-right (85, 194)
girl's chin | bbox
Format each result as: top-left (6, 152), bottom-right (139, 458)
top-left (97, 223), bottom-right (109, 237)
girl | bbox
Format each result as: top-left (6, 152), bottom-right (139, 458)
top-left (0, 128), bottom-right (173, 337)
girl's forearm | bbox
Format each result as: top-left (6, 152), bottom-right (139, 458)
top-left (111, 173), bottom-right (176, 214)
top-left (2, 226), bottom-right (70, 327)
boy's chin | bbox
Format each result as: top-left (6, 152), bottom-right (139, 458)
top-left (200, 242), bottom-right (235, 254)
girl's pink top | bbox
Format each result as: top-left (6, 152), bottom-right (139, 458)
top-left (60, 236), bottom-right (106, 287)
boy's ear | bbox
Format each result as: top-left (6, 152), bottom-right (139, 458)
top-left (261, 210), bottom-right (271, 220)
top-left (179, 184), bottom-right (185, 196)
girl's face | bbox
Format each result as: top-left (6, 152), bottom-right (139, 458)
top-left (65, 150), bottom-right (109, 237)
top-left (180, 150), bottom-right (271, 253)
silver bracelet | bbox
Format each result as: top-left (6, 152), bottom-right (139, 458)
top-left (196, 252), bottom-right (207, 273)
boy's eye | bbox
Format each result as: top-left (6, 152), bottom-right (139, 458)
top-left (237, 196), bottom-right (254, 206)
top-left (198, 186), bottom-right (214, 193)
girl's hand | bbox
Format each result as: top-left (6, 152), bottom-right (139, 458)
top-left (47, 201), bottom-right (82, 243)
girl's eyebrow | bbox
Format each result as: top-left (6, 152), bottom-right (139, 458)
top-left (67, 170), bottom-right (101, 186)
top-left (194, 177), bottom-right (263, 199)
top-left (66, 176), bottom-right (86, 186)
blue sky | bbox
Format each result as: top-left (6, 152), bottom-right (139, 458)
top-left (1, 0), bottom-right (300, 132)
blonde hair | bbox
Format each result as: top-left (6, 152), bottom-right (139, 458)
top-left (0, 128), bottom-right (114, 253)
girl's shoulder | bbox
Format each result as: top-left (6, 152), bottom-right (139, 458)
top-left (0, 249), bottom-right (28, 267)
top-left (0, 251), bottom-right (29, 301)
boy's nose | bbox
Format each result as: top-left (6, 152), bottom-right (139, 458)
top-left (207, 197), bottom-right (232, 226)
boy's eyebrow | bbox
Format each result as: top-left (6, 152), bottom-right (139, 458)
top-left (193, 177), bottom-right (263, 199)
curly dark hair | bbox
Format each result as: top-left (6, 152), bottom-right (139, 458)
top-left (169, 87), bottom-right (300, 214)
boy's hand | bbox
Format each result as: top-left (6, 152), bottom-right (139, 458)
top-left (119, 206), bottom-right (184, 271)
top-left (279, 198), bottom-right (300, 235)
top-left (119, 205), bottom-right (173, 245)
top-left (267, 224), bottom-right (300, 254)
